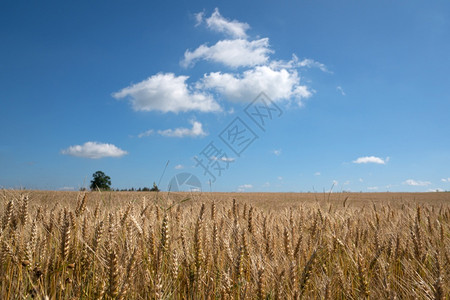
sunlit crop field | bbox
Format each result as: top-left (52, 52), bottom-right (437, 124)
top-left (1, 190), bottom-right (449, 299)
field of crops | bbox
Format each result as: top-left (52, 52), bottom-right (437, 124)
top-left (1, 190), bottom-right (449, 299)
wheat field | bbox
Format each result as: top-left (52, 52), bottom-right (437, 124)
top-left (0, 190), bottom-right (449, 299)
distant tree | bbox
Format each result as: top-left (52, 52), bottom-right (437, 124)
top-left (150, 182), bottom-right (160, 192)
top-left (142, 187), bottom-right (150, 191)
top-left (90, 171), bottom-right (111, 191)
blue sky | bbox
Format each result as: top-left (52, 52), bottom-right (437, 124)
top-left (1, 1), bottom-right (449, 192)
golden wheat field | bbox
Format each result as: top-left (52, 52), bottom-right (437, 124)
top-left (0, 190), bottom-right (449, 299)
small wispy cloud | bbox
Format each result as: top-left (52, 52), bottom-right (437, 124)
top-left (336, 86), bottom-right (346, 96)
top-left (158, 121), bottom-right (207, 138)
top-left (267, 55), bottom-right (329, 74)
top-left (138, 121), bottom-right (207, 138)
top-left (138, 129), bottom-right (154, 138)
top-left (59, 186), bottom-right (75, 191)
top-left (403, 179), bottom-right (431, 186)
top-left (240, 184), bottom-right (253, 189)
top-left (367, 186), bottom-right (378, 190)
top-left (272, 149), bottom-right (281, 156)
top-left (61, 142), bottom-right (128, 159)
top-left (314, 172), bottom-right (321, 176)
top-left (194, 11), bottom-right (204, 26)
top-left (428, 188), bottom-right (444, 192)
top-left (353, 156), bottom-right (387, 165)
top-left (211, 156), bottom-right (235, 162)
top-left (237, 184), bottom-right (253, 191)
top-left (174, 164), bottom-right (184, 170)
top-left (441, 178), bottom-right (450, 182)
top-left (296, 58), bottom-right (330, 73)
top-left (197, 8), bottom-right (250, 38)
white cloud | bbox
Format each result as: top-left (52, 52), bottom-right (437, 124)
top-left (237, 184), bottom-right (253, 191)
top-left (367, 186), bottom-right (379, 190)
top-left (403, 179), bottom-right (431, 186)
top-left (277, 176), bottom-right (283, 181)
top-left (115, 9), bottom-right (326, 118)
top-left (201, 8), bottom-right (250, 38)
top-left (158, 120), bottom-right (207, 138)
top-left (199, 65), bottom-right (311, 104)
top-left (441, 178), bottom-right (450, 182)
top-left (211, 156), bottom-right (235, 162)
top-left (337, 86), bottom-right (346, 96)
top-left (221, 157), bottom-right (235, 162)
top-left (359, 178), bottom-right (364, 182)
top-left (272, 149), bottom-right (281, 156)
top-left (332, 180), bottom-right (339, 186)
top-left (59, 186), bottom-right (75, 191)
top-left (295, 58), bottom-right (330, 73)
top-left (314, 172), bottom-right (321, 176)
top-left (270, 55), bottom-right (329, 73)
top-left (61, 142), bottom-right (128, 159)
top-left (113, 73), bottom-right (221, 113)
top-left (174, 164), bottom-right (184, 170)
top-left (239, 184), bottom-right (253, 189)
top-left (353, 156), bottom-right (387, 165)
top-left (182, 38), bottom-right (272, 68)
top-left (428, 188), bottom-right (444, 192)
top-left (138, 121), bottom-right (207, 139)
top-left (137, 129), bottom-right (154, 138)
top-left (194, 11), bottom-right (204, 26)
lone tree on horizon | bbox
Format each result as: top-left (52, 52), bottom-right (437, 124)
top-left (90, 171), bottom-right (111, 191)
top-left (150, 182), bottom-right (159, 192)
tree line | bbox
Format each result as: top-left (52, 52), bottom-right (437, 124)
top-left (87, 171), bottom-right (159, 192)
